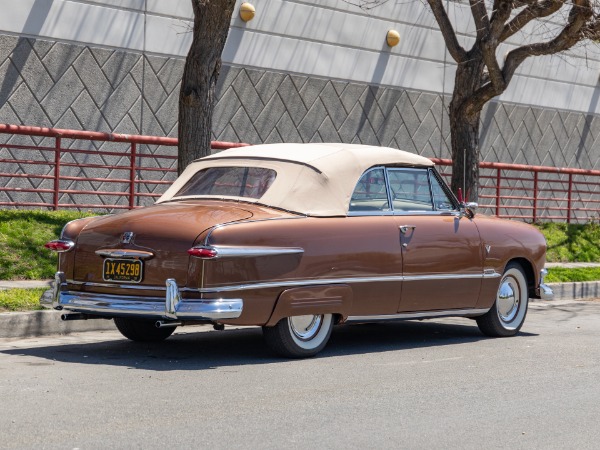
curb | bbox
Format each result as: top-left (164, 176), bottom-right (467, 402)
top-left (0, 310), bottom-right (115, 339)
top-left (546, 281), bottom-right (600, 301)
top-left (0, 280), bottom-right (598, 340)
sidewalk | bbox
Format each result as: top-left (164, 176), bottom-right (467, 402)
top-left (1, 265), bottom-right (599, 339)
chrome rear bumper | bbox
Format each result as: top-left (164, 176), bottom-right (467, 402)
top-left (41, 272), bottom-right (243, 321)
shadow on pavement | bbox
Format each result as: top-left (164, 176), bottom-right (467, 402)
top-left (1, 319), bottom-right (537, 371)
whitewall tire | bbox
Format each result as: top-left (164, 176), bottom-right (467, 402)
top-left (263, 314), bottom-right (334, 358)
top-left (477, 262), bottom-right (529, 337)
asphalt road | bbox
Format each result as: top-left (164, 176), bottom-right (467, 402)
top-left (1, 300), bottom-right (600, 449)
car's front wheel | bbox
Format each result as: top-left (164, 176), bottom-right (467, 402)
top-left (114, 317), bottom-right (176, 342)
top-left (262, 314), bottom-right (334, 358)
top-left (477, 262), bottom-right (529, 337)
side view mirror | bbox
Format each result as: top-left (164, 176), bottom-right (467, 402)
top-left (460, 202), bottom-right (478, 218)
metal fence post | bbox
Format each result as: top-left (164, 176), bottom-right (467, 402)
top-left (53, 136), bottom-right (61, 210)
top-left (496, 169), bottom-right (501, 216)
top-left (129, 142), bottom-right (137, 209)
top-left (533, 171), bottom-right (538, 222)
top-left (567, 173), bottom-right (573, 224)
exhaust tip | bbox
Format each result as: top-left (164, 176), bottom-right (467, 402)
top-left (155, 320), bottom-right (182, 328)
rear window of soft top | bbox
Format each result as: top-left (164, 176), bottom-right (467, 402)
top-left (174, 167), bottom-right (276, 199)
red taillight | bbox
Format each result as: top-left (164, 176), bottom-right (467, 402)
top-left (44, 239), bottom-right (74, 252)
top-left (187, 246), bottom-right (218, 259)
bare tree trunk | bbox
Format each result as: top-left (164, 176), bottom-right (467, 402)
top-left (449, 107), bottom-right (481, 203)
top-left (178, 0), bottom-right (236, 174)
top-left (448, 53), bottom-right (485, 203)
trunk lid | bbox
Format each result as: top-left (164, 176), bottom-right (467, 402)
top-left (72, 201), bottom-right (254, 287)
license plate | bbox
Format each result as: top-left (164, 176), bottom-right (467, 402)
top-left (103, 258), bottom-right (143, 283)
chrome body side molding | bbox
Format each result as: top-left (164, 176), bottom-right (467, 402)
top-left (346, 308), bottom-right (490, 323)
top-left (199, 272), bottom-right (500, 293)
top-left (60, 271), bottom-right (501, 295)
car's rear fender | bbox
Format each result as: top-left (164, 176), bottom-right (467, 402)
top-left (265, 284), bottom-right (353, 327)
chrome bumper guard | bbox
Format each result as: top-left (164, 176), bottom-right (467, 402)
top-left (539, 268), bottom-right (554, 301)
top-left (42, 272), bottom-right (243, 321)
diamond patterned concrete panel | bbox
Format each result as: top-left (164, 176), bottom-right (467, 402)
top-left (102, 51), bottom-right (141, 89)
top-left (9, 83), bottom-right (51, 127)
top-left (297, 99), bottom-right (328, 142)
top-left (275, 112), bottom-right (303, 143)
top-left (317, 116), bottom-right (342, 143)
top-left (101, 75), bottom-right (141, 129)
top-left (320, 82), bottom-right (347, 130)
top-left (277, 77), bottom-right (308, 127)
top-left (10, 39), bottom-right (55, 102)
top-left (231, 70), bottom-right (264, 122)
top-left (376, 107), bottom-right (402, 148)
top-left (0, 60), bottom-right (23, 106)
top-left (264, 127), bottom-right (284, 144)
top-left (254, 71), bottom-right (286, 107)
top-left (300, 78), bottom-right (328, 110)
top-left (42, 43), bottom-right (82, 82)
top-left (254, 93), bottom-right (287, 142)
top-left (142, 60), bottom-right (169, 114)
top-left (72, 49), bottom-right (113, 107)
top-left (213, 86), bottom-right (242, 137)
top-left (40, 67), bottom-right (85, 122)
top-left (339, 83), bottom-right (367, 115)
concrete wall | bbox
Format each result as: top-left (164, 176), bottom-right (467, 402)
top-left (0, 1), bottom-right (599, 217)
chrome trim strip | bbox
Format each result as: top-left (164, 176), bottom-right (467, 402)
top-left (346, 308), bottom-right (490, 322)
top-left (95, 249), bottom-right (154, 260)
top-left (201, 276), bottom-right (404, 293)
top-left (66, 280), bottom-right (169, 291)
top-left (192, 245), bottom-right (304, 259)
top-left (200, 272), bottom-right (500, 293)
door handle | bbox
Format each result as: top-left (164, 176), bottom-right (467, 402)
top-left (399, 225), bottom-right (417, 234)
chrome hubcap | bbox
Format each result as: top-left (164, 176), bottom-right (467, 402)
top-left (497, 276), bottom-right (520, 322)
top-left (289, 315), bottom-right (323, 341)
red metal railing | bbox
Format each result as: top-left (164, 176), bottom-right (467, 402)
top-left (0, 124), bottom-right (246, 210)
top-left (1, 124), bottom-right (599, 222)
top-left (431, 158), bottom-right (600, 223)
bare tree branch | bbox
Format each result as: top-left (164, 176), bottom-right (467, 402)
top-left (476, 0), bottom-right (513, 96)
top-left (500, 0), bottom-right (566, 42)
top-left (489, 0), bottom-right (513, 38)
top-left (503, 0), bottom-right (593, 79)
top-left (426, 0), bottom-right (468, 62)
top-left (465, 0), bottom-right (594, 117)
top-left (469, 0), bottom-right (491, 40)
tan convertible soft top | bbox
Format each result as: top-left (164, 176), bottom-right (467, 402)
top-left (158, 143), bottom-right (434, 216)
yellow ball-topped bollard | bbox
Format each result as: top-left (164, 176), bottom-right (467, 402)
top-left (386, 30), bottom-right (400, 47)
top-left (240, 2), bottom-right (256, 22)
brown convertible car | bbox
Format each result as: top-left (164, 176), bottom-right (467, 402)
top-left (43, 143), bottom-right (553, 357)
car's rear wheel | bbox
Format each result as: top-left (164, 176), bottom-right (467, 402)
top-left (114, 317), bottom-right (176, 342)
top-left (477, 262), bottom-right (529, 337)
top-left (262, 314), bottom-right (334, 358)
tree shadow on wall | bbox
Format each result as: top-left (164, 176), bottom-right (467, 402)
top-left (0, 0), bottom-right (53, 110)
